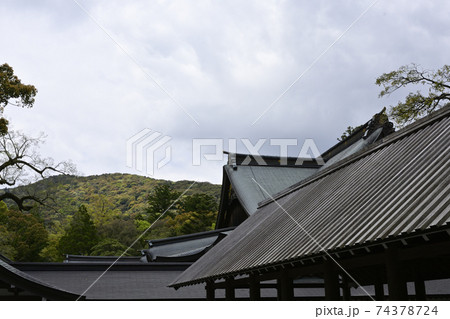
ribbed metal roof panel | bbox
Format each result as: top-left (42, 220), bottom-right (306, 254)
top-left (225, 165), bottom-right (317, 214)
top-left (171, 107), bottom-right (450, 287)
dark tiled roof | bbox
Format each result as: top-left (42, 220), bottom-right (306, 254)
top-left (65, 255), bottom-right (146, 263)
top-left (171, 106), bottom-right (450, 288)
top-left (23, 269), bottom-right (204, 300)
top-left (0, 259), bottom-right (84, 300)
top-left (14, 262), bottom-right (205, 300)
top-left (143, 227), bottom-right (235, 262)
top-left (0, 253), bottom-right (11, 263)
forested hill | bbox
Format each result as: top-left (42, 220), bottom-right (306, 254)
top-left (5, 173), bottom-right (221, 226)
top-left (0, 173), bottom-right (222, 261)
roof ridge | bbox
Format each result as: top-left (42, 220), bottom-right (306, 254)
top-left (148, 226), bottom-right (236, 245)
top-left (258, 104), bottom-right (450, 208)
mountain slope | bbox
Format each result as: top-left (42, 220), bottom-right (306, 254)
top-left (3, 173), bottom-right (221, 228)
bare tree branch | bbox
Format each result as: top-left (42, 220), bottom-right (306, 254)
top-left (0, 130), bottom-right (76, 211)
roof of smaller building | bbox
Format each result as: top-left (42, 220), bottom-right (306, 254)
top-left (0, 259), bottom-right (84, 300)
top-left (14, 262), bottom-right (204, 300)
top-left (0, 253), bottom-right (11, 263)
top-left (143, 227), bottom-right (235, 262)
top-left (65, 255), bottom-right (146, 263)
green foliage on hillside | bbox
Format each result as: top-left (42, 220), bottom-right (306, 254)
top-left (5, 173), bottom-right (220, 229)
top-left (57, 205), bottom-right (98, 256)
top-left (1, 173), bottom-right (221, 261)
top-left (0, 201), bottom-right (48, 261)
top-left (140, 185), bottom-right (219, 240)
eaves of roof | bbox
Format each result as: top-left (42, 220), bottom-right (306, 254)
top-left (0, 259), bottom-right (84, 300)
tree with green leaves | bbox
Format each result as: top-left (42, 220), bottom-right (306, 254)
top-left (145, 183), bottom-right (180, 223)
top-left (0, 201), bottom-right (48, 261)
top-left (168, 210), bottom-right (216, 236)
top-left (0, 63), bottom-right (37, 134)
top-left (90, 238), bottom-right (132, 256)
top-left (376, 64), bottom-right (450, 126)
top-left (179, 193), bottom-right (218, 214)
top-left (88, 194), bottom-right (122, 228)
top-left (58, 205), bottom-right (98, 256)
top-left (97, 219), bottom-right (139, 248)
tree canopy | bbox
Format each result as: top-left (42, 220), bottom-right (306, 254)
top-left (0, 201), bottom-right (48, 261)
top-left (0, 63), bottom-right (37, 134)
top-left (57, 205), bottom-right (99, 256)
top-left (376, 64), bottom-right (450, 126)
top-left (145, 183), bottom-right (181, 223)
top-left (143, 187), bottom-right (219, 239)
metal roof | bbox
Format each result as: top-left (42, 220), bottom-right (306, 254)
top-left (65, 255), bottom-right (145, 263)
top-left (319, 107), bottom-right (394, 162)
top-left (318, 127), bottom-right (383, 170)
top-left (220, 112), bottom-right (390, 218)
top-left (171, 106), bottom-right (450, 288)
top-left (144, 227), bottom-right (235, 262)
top-left (225, 165), bottom-right (318, 215)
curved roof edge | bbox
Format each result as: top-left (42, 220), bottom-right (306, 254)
top-left (0, 259), bottom-right (85, 300)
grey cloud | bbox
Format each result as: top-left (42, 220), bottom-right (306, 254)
top-left (1, 0), bottom-right (450, 183)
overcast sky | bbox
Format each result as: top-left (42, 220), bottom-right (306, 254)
top-left (1, 0), bottom-right (449, 184)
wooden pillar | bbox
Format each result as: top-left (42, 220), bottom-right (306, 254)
top-left (225, 278), bottom-right (235, 300)
top-left (249, 276), bottom-right (261, 301)
top-left (277, 271), bottom-right (294, 300)
top-left (374, 269), bottom-right (384, 301)
top-left (374, 280), bottom-right (384, 301)
top-left (324, 262), bottom-right (340, 301)
top-left (206, 281), bottom-right (215, 300)
top-left (385, 248), bottom-right (408, 301)
top-left (414, 273), bottom-right (426, 301)
top-left (341, 274), bottom-right (351, 301)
